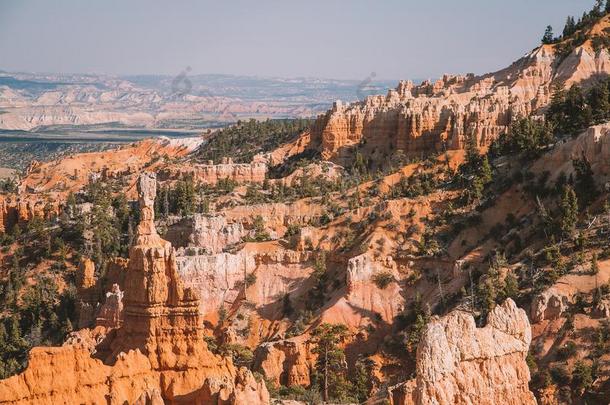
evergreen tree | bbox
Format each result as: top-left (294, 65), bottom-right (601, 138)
top-left (593, 0), bottom-right (605, 17)
top-left (573, 153), bottom-right (598, 208)
top-left (563, 16), bottom-right (576, 37)
top-left (565, 86), bottom-right (592, 136)
top-left (542, 26), bottom-right (555, 44)
top-left (572, 360), bottom-right (593, 393)
top-left (467, 176), bottom-right (485, 204)
top-left (547, 84), bottom-right (567, 130)
top-left (352, 151), bottom-right (369, 178)
top-left (559, 185), bottom-right (579, 239)
top-left (591, 253), bottom-right (600, 276)
top-left (309, 323), bottom-right (349, 402)
top-left (587, 80), bottom-right (610, 124)
top-left (175, 178), bottom-right (196, 216)
top-left (503, 272), bottom-right (519, 300)
top-left (464, 133), bottom-right (482, 172)
top-left (351, 357), bottom-right (374, 402)
top-left (604, 199), bottom-right (610, 231)
top-left (480, 155), bottom-right (493, 184)
top-left (163, 187), bottom-right (170, 217)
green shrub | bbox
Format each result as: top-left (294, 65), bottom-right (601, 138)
top-left (372, 271), bottom-right (395, 290)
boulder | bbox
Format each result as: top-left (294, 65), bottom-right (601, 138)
top-left (530, 288), bottom-right (571, 323)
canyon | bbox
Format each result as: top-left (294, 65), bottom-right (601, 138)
top-left (2, 7), bottom-right (610, 405)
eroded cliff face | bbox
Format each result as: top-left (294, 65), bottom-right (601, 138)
top-left (0, 194), bottom-right (60, 233)
top-left (158, 159), bottom-right (267, 185)
top-left (390, 299), bottom-right (536, 405)
top-left (311, 18), bottom-right (610, 163)
top-left (253, 336), bottom-right (314, 387)
top-left (0, 173), bottom-right (270, 405)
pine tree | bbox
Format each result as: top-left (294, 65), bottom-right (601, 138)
top-left (163, 187), bottom-right (170, 217)
top-left (563, 16), bottom-right (576, 37)
top-left (591, 253), bottom-right (600, 276)
top-left (351, 357), bottom-right (374, 402)
top-left (464, 133), bottom-right (482, 173)
top-left (587, 81), bottom-right (610, 123)
top-left (594, 0), bottom-right (605, 17)
top-left (573, 153), bottom-right (598, 208)
top-left (469, 176), bottom-right (485, 204)
top-left (503, 272), bottom-right (519, 300)
top-left (542, 26), bottom-right (554, 44)
top-left (309, 323), bottom-right (349, 402)
top-left (604, 199), bottom-right (610, 231)
top-left (559, 185), bottom-right (579, 239)
top-left (480, 155), bottom-right (493, 184)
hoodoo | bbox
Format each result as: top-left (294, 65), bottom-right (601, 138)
top-left (0, 173), bottom-right (270, 405)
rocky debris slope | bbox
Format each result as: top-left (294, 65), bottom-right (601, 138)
top-left (389, 299), bottom-right (536, 405)
top-left (310, 17), bottom-right (610, 163)
top-left (0, 173), bottom-right (270, 405)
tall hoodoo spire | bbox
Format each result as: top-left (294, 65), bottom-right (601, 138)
top-left (111, 172), bottom-right (203, 370)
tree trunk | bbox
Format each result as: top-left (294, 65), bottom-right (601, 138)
top-left (323, 346), bottom-right (328, 402)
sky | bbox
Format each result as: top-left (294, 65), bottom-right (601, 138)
top-left (0, 0), bottom-right (600, 81)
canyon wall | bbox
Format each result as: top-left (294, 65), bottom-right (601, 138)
top-left (311, 32), bottom-right (610, 163)
top-left (158, 159), bottom-right (267, 185)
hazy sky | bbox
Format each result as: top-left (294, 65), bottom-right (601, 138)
top-left (0, 0), bottom-right (599, 80)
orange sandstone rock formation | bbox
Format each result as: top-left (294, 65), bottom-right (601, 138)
top-left (158, 159), bottom-right (267, 185)
top-left (19, 137), bottom-right (202, 197)
top-left (311, 17), bottom-right (610, 163)
top-left (0, 173), bottom-right (270, 405)
top-left (253, 335), bottom-right (314, 387)
top-left (0, 194), bottom-right (59, 233)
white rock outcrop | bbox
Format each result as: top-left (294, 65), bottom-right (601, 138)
top-left (391, 299), bottom-right (536, 405)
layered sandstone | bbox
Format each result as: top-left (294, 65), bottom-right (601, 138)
top-left (0, 173), bottom-right (270, 405)
top-left (158, 159), bottom-right (267, 185)
top-left (19, 137), bottom-right (202, 197)
top-left (253, 336), bottom-right (314, 387)
top-left (75, 258), bottom-right (99, 328)
top-left (95, 284), bottom-right (124, 329)
top-left (176, 244), bottom-right (313, 324)
top-left (532, 122), bottom-right (610, 181)
top-left (390, 299), bottom-right (536, 405)
top-left (530, 288), bottom-right (571, 324)
top-left (0, 194), bottom-right (60, 233)
top-left (0, 137), bottom-right (205, 231)
top-left (311, 17), bottom-right (610, 162)
top-left (319, 253), bottom-right (403, 327)
top-left (186, 214), bottom-right (247, 254)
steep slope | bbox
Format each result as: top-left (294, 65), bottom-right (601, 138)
top-left (309, 15), bottom-right (610, 165)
